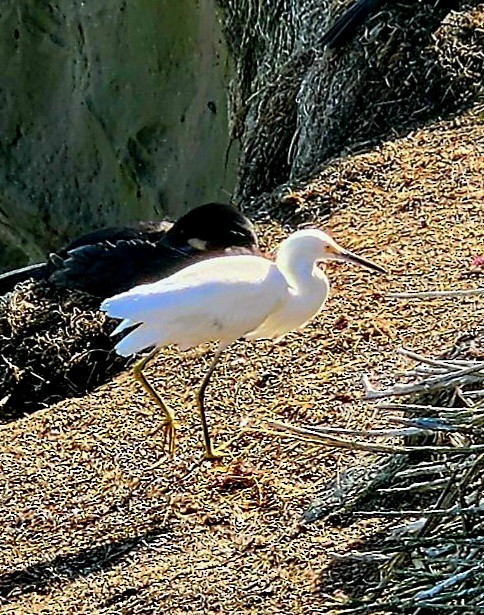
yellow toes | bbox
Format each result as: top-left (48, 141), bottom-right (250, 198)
top-left (204, 447), bottom-right (226, 461)
top-left (150, 416), bottom-right (178, 457)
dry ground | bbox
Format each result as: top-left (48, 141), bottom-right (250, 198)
top-left (0, 109), bottom-right (483, 614)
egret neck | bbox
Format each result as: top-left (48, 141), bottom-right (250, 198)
top-left (248, 242), bottom-right (330, 341)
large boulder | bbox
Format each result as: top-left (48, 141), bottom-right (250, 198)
top-left (0, 0), bottom-right (235, 269)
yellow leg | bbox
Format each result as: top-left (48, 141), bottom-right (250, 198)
top-left (133, 348), bottom-right (177, 456)
top-left (196, 347), bottom-right (227, 460)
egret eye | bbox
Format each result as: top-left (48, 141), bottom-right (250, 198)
top-left (187, 238), bottom-right (209, 251)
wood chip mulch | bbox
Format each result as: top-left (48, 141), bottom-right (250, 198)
top-left (0, 108), bottom-right (482, 614)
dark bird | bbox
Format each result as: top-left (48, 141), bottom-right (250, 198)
top-left (321, 0), bottom-right (459, 49)
top-left (0, 203), bottom-right (258, 299)
top-left (321, 0), bottom-right (385, 49)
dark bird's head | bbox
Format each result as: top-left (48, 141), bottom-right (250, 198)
top-left (165, 203), bottom-right (258, 252)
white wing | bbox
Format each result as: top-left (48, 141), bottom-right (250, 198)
top-left (101, 254), bottom-right (288, 356)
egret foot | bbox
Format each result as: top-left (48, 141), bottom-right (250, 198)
top-left (203, 429), bottom-right (246, 460)
top-left (151, 414), bottom-right (178, 457)
top-left (162, 416), bottom-right (177, 457)
top-left (133, 350), bottom-right (179, 456)
top-left (204, 447), bottom-right (226, 461)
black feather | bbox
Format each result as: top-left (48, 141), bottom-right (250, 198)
top-left (321, 0), bottom-right (386, 49)
top-left (0, 203), bottom-right (258, 299)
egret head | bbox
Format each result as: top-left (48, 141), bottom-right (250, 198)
top-left (166, 203), bottom-right (258, 252)
top-left (281, 229), bottom-right (386, 274)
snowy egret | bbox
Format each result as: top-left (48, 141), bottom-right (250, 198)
top-left (101, 228), bottom-right (386, 459)
top-left (0, 203), bottom-right (258, 298)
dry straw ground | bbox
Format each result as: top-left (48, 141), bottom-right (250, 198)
top-left (0, 108), bottom-right (483, 613)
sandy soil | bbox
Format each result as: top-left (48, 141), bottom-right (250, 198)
top-left (0, 109), bottom-right (482, 614)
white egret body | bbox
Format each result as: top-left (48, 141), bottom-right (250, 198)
top-left (101, 229), bottom-right (385, 458)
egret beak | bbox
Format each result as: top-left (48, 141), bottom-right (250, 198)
top-left (336, 248), bottom-right (387, 274)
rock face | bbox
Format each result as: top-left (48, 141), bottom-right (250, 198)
top-left (0, 0), bottom-right (235, 270)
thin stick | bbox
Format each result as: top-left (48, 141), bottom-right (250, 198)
top-left (376, 402), bottom-right (460, 413)
top-left (388, 288), bottom-right (484, 299)
top-left (264, 421), bottom-right (484, 454)
top-left (397, 348), bottom-right (477, 371)
top-left (289, 423), bottom-right (432, 438)
top-left (362, 362), bottom-right (484, 399)
top-left (354, 505), bottom-right (484, 518)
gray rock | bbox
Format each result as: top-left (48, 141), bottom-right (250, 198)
top-left (0, 0), bottom-right (235, 269)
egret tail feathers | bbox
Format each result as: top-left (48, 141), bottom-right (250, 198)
top-left (114, 323), bottom-right (163, 357)
top-left (111, 318), bottom-right (136, 336)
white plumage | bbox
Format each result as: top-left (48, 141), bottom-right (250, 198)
top-left (101, 228), bottom-right (385, 459)
top-left (105, 254), bottom-right (287, 355)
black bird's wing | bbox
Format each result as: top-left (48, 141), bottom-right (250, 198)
top-left (0, 221), bottom-right (171, 296)
top-left (0, 203), bottom-right (256, 298)
top-left (49, 202), bottom-right (259, 298)
top-left (0, 263), bottom-right (49, 295)
top-left (49, 238), bottom-right (198, 298)
top-left (321, 0), bottom-right (386, 49)
top-left (57, 221), bottom-right (171, 257)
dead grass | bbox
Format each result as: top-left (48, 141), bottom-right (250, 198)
top-left (220, 1), bottom-right (483, 201)
top-left (0, 108), bottom-right (483, 614)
